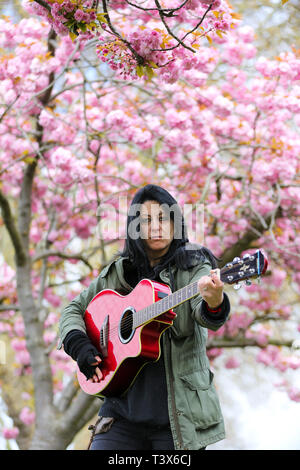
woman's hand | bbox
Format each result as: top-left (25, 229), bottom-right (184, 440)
top-left (88, 355), bottom-right (103, 383)
top-left (197, 269), bottom-right (224, 309)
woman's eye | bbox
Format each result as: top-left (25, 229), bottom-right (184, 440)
top-left (140, 216), bottom-right (169, 224)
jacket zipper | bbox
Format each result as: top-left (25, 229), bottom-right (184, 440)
top-left (165, 330), bottom-right (184, 450)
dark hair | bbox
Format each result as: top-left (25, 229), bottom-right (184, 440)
top-left (118, 184), bottom-right (218, 280)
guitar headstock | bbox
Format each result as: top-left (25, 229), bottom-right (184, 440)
top-left (220, 250), bottom-right (268, 289)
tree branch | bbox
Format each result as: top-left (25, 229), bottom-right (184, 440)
top-left (59, 388), bottom-right (100, 436)
top-left (0, 190), bottom-right (27, 266)
top-left (0, 304), bottom-right (20, 312)
top-left (32, 0), bottom-right (51, 12)
top-left (101, 0), bottom-right (146, 65)
top-left (207, 337), bottom-right (294, 349)
top-left (124, 0), bottom-right (190, 14)
top-left (219, 207), bottom-right (282, 267)
top-left (37, 28), bottom-right (57, 105)
top-left (33, 250), bottom-right (94, 271)
top-left (154, 0), bottom-right (196, 53)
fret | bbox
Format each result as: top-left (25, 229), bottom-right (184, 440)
top-left (147, 304), bottom-right (152, 320)
top-left (134, 281), bottom-right (200, 328)
top-left (133, 308), bottom-right (140, 328)
top-left (141, 307), bottom-right (146, 323)
top-left (182, 286), bottom-right (187, 304)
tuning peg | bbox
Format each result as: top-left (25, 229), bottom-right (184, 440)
top-left (233, 257), bottom-right (240, 263)
top-left (233, 282), bottom-right (242, 290)
top-left (242, 253), bottom-right (254, 261)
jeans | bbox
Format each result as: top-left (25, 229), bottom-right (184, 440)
top-left (90, 417), bottom-right (175, 450)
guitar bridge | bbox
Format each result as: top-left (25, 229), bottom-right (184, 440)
top-left (100, 315), bottom-right (109, 358)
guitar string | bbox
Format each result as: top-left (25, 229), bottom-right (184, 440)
top-left (95, 298), bottom-right (181, 340)
top-left (92, 283), bottom-right (197, 341)
top-left (91, 271), bottom-right (218, 340)
top-left (90, 259), bottom-right (259, 343)
top-left (97, 277), bottom-right (224, 339)
top-left (104, 281), bottom-right (205, 338)
top-left (94, 280), bottom-right (201, 340)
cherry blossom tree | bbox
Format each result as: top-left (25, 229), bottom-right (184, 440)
top-left (0, 0), bottom-right (299, 449)
top-left (28, 0), bottom-right (239, 79)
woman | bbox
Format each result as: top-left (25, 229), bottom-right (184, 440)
top-left (59, 184), bottom-right (230, 450)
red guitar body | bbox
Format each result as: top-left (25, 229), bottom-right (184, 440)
top-left (76, 279), bottom-right (176, 398)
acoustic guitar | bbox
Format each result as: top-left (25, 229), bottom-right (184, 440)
top-left (77, 250), bottom-right (268, 397)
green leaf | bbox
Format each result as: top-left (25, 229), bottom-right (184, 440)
top-left (144, 66), bottom-right (154, 80)
top-left (206, 35), bottom-right (212, 45)
top-left (78, 23), bottom-right (87, 32)
top-left (23, 156), bottom-right (35, 164)
top-left (69, 32), bottom-right (77, 41)
top-left (136, 65), bottom-right (144, 78)
top-left (148, 61), bottom-right (158, 69)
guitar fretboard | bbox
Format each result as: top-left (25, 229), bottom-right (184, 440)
top-left (133, 280), bottom-right (199, 328)
top-left (131, 251), bottom-right (264, 329)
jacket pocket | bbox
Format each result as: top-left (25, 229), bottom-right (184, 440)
top-left (179, 369), bottom-right (223, 430)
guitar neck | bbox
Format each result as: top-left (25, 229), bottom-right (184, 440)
top-left (132, 250), bottom-right (266, 329)
top-left (133, 280), bottom-right (199, 329)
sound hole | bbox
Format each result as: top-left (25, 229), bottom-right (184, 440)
top-left (119, 307), bottom-right (135, 344)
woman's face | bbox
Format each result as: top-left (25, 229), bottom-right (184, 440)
top-left (139, 200), bottom-right (174, 259)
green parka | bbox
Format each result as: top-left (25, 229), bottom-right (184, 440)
top-left (59, 254), bottom-right (230, 450)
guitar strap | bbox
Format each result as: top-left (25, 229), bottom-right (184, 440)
top-left (168, 263), bottom-right (176, 293)
top-left (115, 258), bottom-right (133, 293)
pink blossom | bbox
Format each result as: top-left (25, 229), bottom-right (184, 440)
top-left (62, 1), bottom-right (74, 13)
top-left (225, 356), bottom-right (240, 369)
top-left (238, 25), bottom-right (255, 43)
top-left (256, 349), bottom-right (273, 366)
top-left (271, 268), bottom-right (287, 288)
top-left (51, 3), bottom-right (61, 16)
top-left (2, 427), bottom-right (19, 439)
top-left (44, 312), bottom-right (59, 327)
top-left (288, 388), bottom-right (300, 402)
top-left (19, 407), bottom-right (35, 426)
top-left (44, 288), bottom-right (62, 308)
top-left (43, 331), bottom-right (57, 345)
top-left (207, 347), bottom-right (223, 360)
top-left (11, 338), bottom-right (26, 352)
top-left (21, 392), bottom-right (31, 401)
top-left (39, 109), bottom-right (58, 131)
top-left (14, 318), bottom-right (25, 337)
top-left (74, 9), bottom-right (84, 22)
top-left (16, 350), bottom-right (31, 366)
